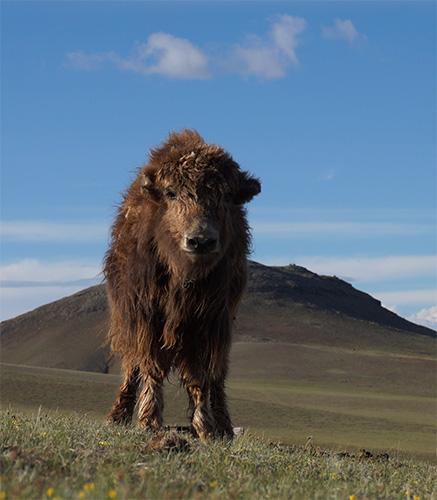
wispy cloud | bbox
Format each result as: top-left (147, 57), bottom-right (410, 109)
top-left (0, 259), bottom-right (101, 284)
top-left (66, 15), bottom-right (306, 81)
top-left (2, 279), bottom-right (98, 288)
top-left (66, 33), bottom-right (209, 80)
top-left (297, 255), bottom-right (436, 282)
top-left (259, 254), bottom-right (437, 282)
top-left (0, 286), bottom-right (89, 321)
top-left (322, 19), bottom-right (363, 44)
top-left (252, 221), bottom-right (435, 238)
top-left (0, 221), bottom-right (108, 242)
top-left (408, 305), bottom-right (437, 330)
top-left (375, 289), bottom-right (437, 306)
top-left (3, 219), bottom-right (434, 243)
top-left (65, 51), bottom-right (117, 71)
top-left (251, 206), bottom-right (436, 221)
top-left (318, 169), bottom-right (336, 182)
top-left (0, 259), bottom-right (102, 320)
top-left (231, 15), bottom-right (306, 79)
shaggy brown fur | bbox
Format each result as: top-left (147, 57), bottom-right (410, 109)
top-left (104, 129), bottom-right (261, 440)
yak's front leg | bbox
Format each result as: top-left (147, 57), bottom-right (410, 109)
top-left (185, 383), bottom-right (215, 441)
top-left (137, 370), bottom-right (166, 431)
top-left (210, 378), bottom-right (234, 439)
top-left (107, 365), bottom-right (139, 425)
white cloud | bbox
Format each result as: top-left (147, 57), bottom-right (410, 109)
top-left (322, 19), bottom-right (362, 43)
top-left (136, 33), bottom-right (209, 79)
top-left (233, 15), bottom-right (306, 79)
top-left (66, 32), bottom-right (209, 80)
top-left (271, 15), bottom-right (305, 63)
top-left (253, 221), bottom-right (434, 238)
top-left (0, 221), bottom-right (109, 242)
top-left (408, 306), bottom-right (437, 330)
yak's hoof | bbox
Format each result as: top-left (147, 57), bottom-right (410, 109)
top-left (138, 420), bottom-right (163, 433)
top-left (106, 410), bottom-right (133, 426)
top-left (197, 430), bottom-right (214, 442)
top-left (216, 428), bottom-right (234, 440)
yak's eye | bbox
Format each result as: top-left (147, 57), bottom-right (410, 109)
top-left (165, 189), bottom-right (177, 200)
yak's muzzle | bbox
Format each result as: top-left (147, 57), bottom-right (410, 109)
top-left (182, 220), bottom-right (220, 255)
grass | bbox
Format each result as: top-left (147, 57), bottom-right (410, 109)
top-left (1, 362), bottom-right (436, 461)
top-left (1, 410), bottom-right (436, 500)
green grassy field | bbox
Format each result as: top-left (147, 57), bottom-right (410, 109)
top-left (1, 355), bottom-right (436, 461)
top-left (1, 410), bottom-right (436, 500)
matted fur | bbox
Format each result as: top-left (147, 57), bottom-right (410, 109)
top-left (105, 129), bottom-right (261, 439)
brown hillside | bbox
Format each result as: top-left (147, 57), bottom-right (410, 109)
top-left (0, 261), bottom-right (434, 373)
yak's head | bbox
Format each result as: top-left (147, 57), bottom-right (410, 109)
top-left (139, 130), bottom-right (261, 278)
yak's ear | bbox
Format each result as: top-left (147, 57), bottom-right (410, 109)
top-left (234, 171), bottom-right (261, 205)
top-left (141, 171), bottom-right (160, 202)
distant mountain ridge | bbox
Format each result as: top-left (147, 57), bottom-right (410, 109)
top-left (0, 261), bottom-right (434, 373)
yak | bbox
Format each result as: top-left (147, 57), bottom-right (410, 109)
top-left (104, 129), bottom-right (261, 440)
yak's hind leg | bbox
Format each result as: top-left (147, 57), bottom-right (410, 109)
top-left (210, 378), bottom-right (234, 439)
top-left (107, 365), bottom-right (139, 425)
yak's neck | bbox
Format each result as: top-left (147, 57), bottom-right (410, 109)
top-left (168, 253), bottom-right (231, 291)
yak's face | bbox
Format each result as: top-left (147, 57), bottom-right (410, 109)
top-left (141, 146), bottom-right (261, 278)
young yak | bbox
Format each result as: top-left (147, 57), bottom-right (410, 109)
top-left (105, 129), bottom-right (261, 440)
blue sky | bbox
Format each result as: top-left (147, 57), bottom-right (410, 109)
top-left (1, 1), bottom-right (436, 328)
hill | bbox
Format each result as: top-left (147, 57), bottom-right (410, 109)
top-left (1, 261), bottom-right (436, 461)
top-left (0, 261), bottom-right (434, 373)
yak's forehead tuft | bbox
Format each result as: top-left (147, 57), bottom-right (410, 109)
top-left (155, 145), bottom-right (233, 192)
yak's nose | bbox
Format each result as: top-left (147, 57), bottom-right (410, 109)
top-left (184, 234), bottom-right (218, 254)
top-left (183, 223), bottom-right (219, 254)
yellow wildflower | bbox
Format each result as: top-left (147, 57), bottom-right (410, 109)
top-left (83, 483), bottom-right (95, 492)
top-left (108, 490), bottom-right (117, 499)
top-left (0, 491), bottom-right (6, 500)
top-left (210, 480), bottom-right (218, 488)
top-left (349, 496), bottom-right (357, 500)
top-left (47, 488), bottom-right (55, 498)
top-left (78, 492), bottom-right (85, 499)
top-left (413, 496), bottom-right (420, 500)
top-left (99, 441), bottom-right (111, 446)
